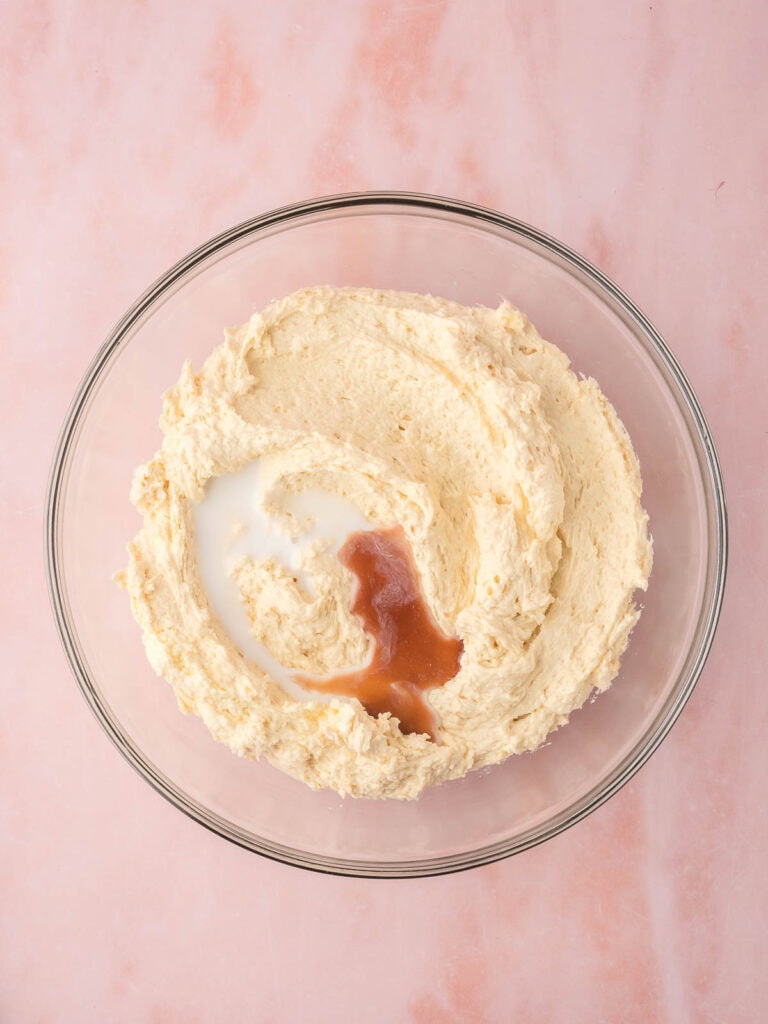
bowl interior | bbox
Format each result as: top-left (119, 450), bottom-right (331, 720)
top-left (50, 199), bottom-right (722, 874)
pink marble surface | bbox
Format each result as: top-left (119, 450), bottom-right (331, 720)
top-left (2, 1), bottom-right (766, 1020)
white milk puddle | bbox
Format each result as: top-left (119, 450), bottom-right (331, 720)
top-left (193, 459), bottom-right (369, 702)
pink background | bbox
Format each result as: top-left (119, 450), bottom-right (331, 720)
top-left (2, 2), bottom-right (766, 1021)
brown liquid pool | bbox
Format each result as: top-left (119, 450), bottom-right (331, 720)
top-left (296, 526), bottom-right (463, 738)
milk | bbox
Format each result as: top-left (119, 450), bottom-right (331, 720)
top-left (193, 459), bottom-right (369, 701)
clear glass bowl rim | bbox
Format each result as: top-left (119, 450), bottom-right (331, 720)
top-left (45, 191), bottom-right (728, 878)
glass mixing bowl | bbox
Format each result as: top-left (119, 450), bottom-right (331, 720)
top-left (46, 193), bottom-right (726, 877)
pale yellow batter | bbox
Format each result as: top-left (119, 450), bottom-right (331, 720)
top-left (117, 287), bottom-right (652, 799)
